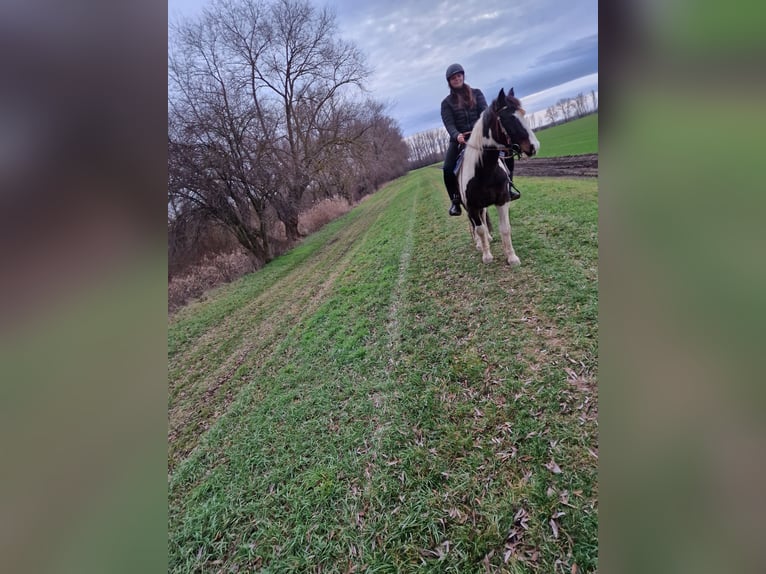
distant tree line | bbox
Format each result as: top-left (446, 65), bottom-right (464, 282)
top-left (168, 0), bottom-right (409, 273)
top-left (405, 90), bottom-right (598, 167)
top-left (405, 128), bottom-right (450, 170)
top-left (542, 90), bottom-right (598, 129)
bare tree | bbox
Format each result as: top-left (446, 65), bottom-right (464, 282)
top-left (253, 0), bottom-right (372, 240)
top-left (168, 6), bottom-right (281, 263)
top-left (317, 99), bottom-right (409, 201)
top-left (574, 92), bottom-right (588, 118)
top-left (555, 98), bottom-right (572, 122)
top-left (545, 106), bottom-right (558, 126)
top-left (169, 0), bottom-right (398, 262)
top-left (405, 127), bottom-right (449, 169)
top-left (590, 90), bottom-right (598, 112)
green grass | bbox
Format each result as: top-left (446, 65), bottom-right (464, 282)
top-left (168, 167), bottom-right (598, 573)
top-left (534, 114), bottom-right (598, 158)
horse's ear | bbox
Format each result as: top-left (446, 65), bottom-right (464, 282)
top-left (497, 88), bottom-right (506, 107)
top-left (508, 87), bottom-right (515, 97)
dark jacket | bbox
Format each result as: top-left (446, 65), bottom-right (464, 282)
top-left (441, 88), bottom-right (487, 141)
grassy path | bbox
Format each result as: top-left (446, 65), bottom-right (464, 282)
top-left (168, 167), bottom-right (598, 573)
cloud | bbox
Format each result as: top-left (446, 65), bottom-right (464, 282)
top-left (324, 0), bottom-right (598, 134)
top-left (168, 0), bottom-right (598, 136)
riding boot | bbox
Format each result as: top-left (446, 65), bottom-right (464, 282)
top-left (503, 155), bottom-right (520, 201)
top-left (445, 175), bottom-right (462, 216)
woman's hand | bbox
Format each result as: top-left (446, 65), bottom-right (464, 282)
top-left (457, 133), bottom-right (465, 145)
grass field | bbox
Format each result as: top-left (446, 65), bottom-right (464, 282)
top-left (168, 167), bottom-right (598, 573)
top-left (534, 114), bottom-right (598, 158)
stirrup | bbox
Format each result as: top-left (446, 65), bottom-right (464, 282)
top-left (449, 202), bottom-right (462, 216)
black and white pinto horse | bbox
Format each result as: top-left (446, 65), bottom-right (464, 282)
top-left (457, 88), bottom-right (539, 265)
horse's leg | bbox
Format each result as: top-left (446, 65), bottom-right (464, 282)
top-left (469, 219), bottom-right (480, 250)
top-left (468, 209), bottom-right (493, 263)
top-left (471, 211), bottom-right (486, 251)
top-left (482, 208), bottom-right (493, 243)
top-left (496, 202), bottom-right (520, 267)
top-left (475, 225), bottom-right (493, 263)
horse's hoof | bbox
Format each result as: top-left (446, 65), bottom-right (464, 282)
top-left (507, 255), bottom-right (521, 267)
top-left (482, 254), bottom-right (494, 264)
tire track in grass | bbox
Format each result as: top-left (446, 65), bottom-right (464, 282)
top-left (169, 198), bottom-right (378, 373)
top-left (168, 179), bottom-right (422, 571)
top-left (384, 179), bottom-right (417, 374)
top-left (363, 170), bottom-right (598, 571)
top-left (168, 191), bottom-right (395, 367)
top-left (169, 182), bottom-right (415, 490)
top-left (167, 205), bottom-right (371, 356)
top-left (169, 191), bottom-right (399, 473)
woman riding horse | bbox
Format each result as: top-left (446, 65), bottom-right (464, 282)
top-left (456, 88), bottom-right (539, 266)
top-left (440, 63), bottom-right (519, 217)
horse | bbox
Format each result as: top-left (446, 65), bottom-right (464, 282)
top-left (456, 87), bottom-right (539, 265)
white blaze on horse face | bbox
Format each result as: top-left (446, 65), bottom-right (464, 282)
top-left (515, 111), bottom-right (540, 152)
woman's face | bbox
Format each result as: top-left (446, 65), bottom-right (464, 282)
top-left (449, 72), bottom-right (464, 89)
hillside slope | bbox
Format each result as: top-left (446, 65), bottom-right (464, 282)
top-left (169, 168), bottom-right (598, 573)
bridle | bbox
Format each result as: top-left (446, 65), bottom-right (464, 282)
top-left (492, 107), bottom-right (526, 159)
top-left (462, 107), bottom-right (526, 159)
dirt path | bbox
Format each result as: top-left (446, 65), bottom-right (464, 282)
top-left (514, 153), bottom-right (598, 178)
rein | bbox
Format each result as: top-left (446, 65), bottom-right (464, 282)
top-left (462, 138), bottom-right (524, 160)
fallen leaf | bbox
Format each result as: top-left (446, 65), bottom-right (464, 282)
top-left (549, 518), bottom-right (559, 539)
top-left (546, 486), bottom-right (556, 497)
top-left (545, 460), bottom-right (562, 474)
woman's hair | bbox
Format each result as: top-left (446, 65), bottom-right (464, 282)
top-left (449, 83), bottom-right (475, 110)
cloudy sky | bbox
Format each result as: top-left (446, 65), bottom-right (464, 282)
top-left (168, 0), bottom-right (598, 136)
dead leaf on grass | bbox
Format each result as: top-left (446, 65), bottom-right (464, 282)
top-left (512, 507), bottom-right (530, 530)
top-left (545, 460), bottom-right (562, 474)
top-left (549, 518), bottom-right (559, 539)
top-left (496, 449), bottom-right (517, 461)
top-left (419, 540), bottom-right (451, 560)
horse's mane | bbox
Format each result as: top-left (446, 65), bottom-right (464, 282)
top-left (507, 95), bottom-right (525, 116)
top-left (463, 106), bottom-right (492, 170)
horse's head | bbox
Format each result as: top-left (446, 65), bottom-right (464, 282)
top-left (490, 88), bottom-right (539, 157)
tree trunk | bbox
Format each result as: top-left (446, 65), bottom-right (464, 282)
top-left (232, 223), bottom-right (271, 264)
top-left (272, 190), bottom-right (302, 243)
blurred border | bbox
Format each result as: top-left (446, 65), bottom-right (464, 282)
top-left (601, 1), bottom-right (766, 573)
top-left (0, 2), bottom-right (167, 573)
top-left (2, 0), bottom-right (764, 572)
